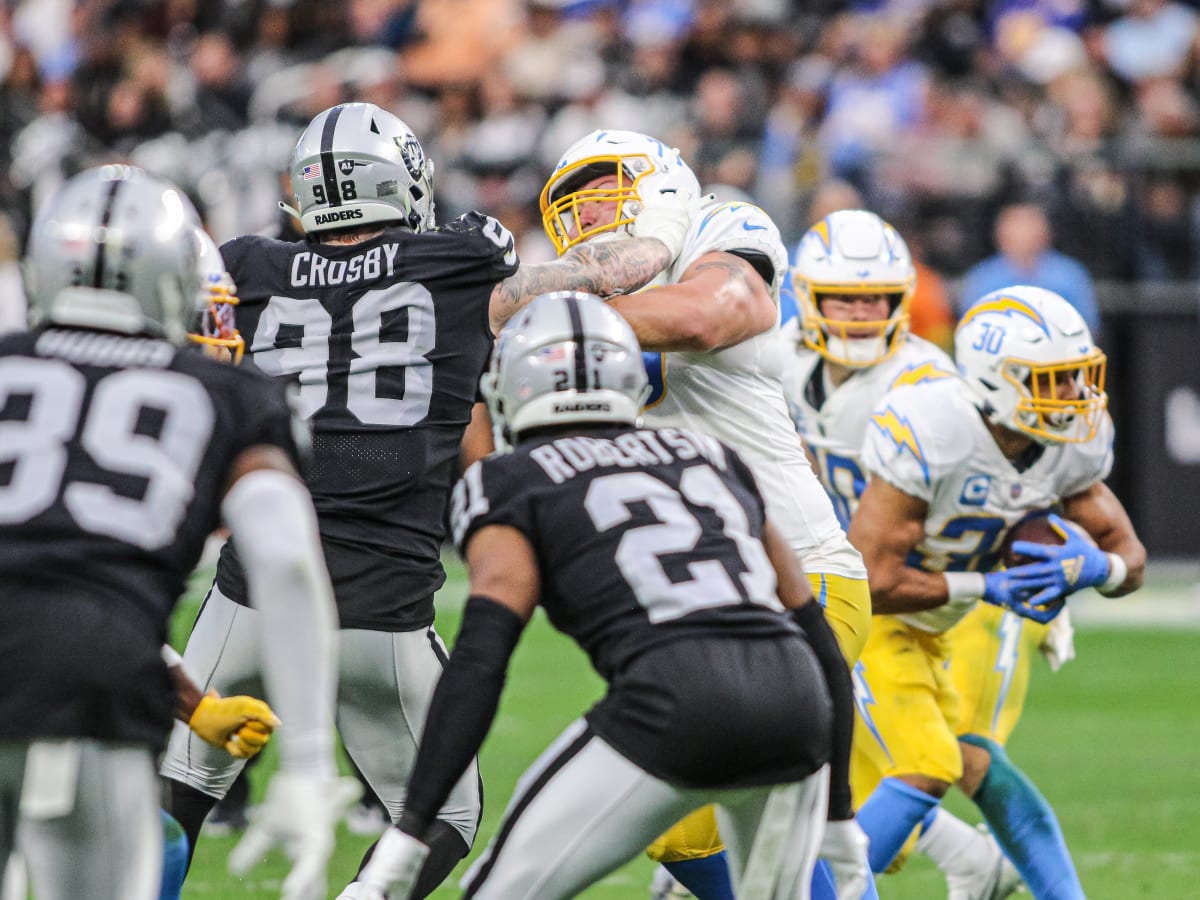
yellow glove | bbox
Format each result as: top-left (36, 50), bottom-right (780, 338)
top-left (188, 692), bottom-right (281, 759)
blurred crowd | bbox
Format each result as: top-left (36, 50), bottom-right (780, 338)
top-left (3, 0), bottom-right (1200, 297)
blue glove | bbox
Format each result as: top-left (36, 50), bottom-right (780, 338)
top-left (1010, 513), bottom-right (1110, 606)
top-left (982, 562), bottom-right (1067, 624)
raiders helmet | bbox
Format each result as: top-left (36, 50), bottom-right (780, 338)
top-left (481, 291), bottom-right (650, 450)
top-left (286, 102), bottom-right (435, 235)
top-left (23, 165), bottom-right (204, 344)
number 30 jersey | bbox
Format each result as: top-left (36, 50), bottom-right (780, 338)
top-left (860, 377), bottom-right (1114, 634)
top-left (0, 327), bottom-right (298, 746)
top-left (450, 426), bottom-right (798, 681)
top-left (216, 214), bottom-right (519, 630)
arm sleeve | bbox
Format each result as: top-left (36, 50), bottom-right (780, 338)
top-left (399, 596), bottom-right (524, 838)
top-left (222, 469), bottom-right (338, 777)
top-left (792, 601), bottom-right (855, 820)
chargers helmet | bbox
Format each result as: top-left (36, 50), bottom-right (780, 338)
top-left (792, 210), bottom-right (916, 367)
top-left (540, 129), bottom-right (700, 254)
top-left (23, 164), bottom-right (204, 344)
top-left (188, 228), bottom-right (244, 363)
top-left (956, 285), bottom-right (1107, 444)
top-left (481, 291), bottom-right (650, 451)
top-left (286, 102), bottom-right (435, 235)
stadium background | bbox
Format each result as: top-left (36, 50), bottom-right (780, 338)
top-left (1, 0), bottom-right (1197, 896)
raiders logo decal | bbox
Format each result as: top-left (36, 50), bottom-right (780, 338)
top-left (395, 135), bottom-right (424, 180)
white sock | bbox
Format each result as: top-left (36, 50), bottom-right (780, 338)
top-left (914, 808), bottom-right (994, 877)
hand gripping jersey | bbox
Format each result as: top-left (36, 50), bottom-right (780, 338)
top-left (781, 326), bottom-right (956, 529)
top-left (0, 328), bottom-right (298, 747)
top-left (215, 213), bottom-right (519, 630)
top-left (450, 425), bottom-right (830, 787)
top-left (860, 377), bottom-right (1114, 633)
top-left (641, 199), bottom-right (863, 577)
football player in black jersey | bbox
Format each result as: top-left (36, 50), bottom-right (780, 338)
top-left (349, 291), bottom-right (860, 900)
top-left (157, 102), bottom-right (694, 899)
top-left (0, 166), bottom-right (348, 900)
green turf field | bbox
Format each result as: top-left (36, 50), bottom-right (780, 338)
top-left (174, 561), bottom-right (1200, 899)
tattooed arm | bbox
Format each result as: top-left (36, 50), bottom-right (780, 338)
top-left (488, 237), bottom-right (671, 335)
top-left (606, 251), bottom-right (777, 352)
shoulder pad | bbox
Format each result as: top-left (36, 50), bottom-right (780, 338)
top-left (438, 212), bottom-right (518, 267)
top-left (679, 200), bottom-right (788, 298)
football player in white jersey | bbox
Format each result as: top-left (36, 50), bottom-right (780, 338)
top-left (540, 130), bottom-right (870, 900)
top-left (847, 286), bottom-right (1145, 900)
top-left (784, 210), bottom-right (1027, 899)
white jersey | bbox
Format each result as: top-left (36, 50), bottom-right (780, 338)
top-left (780, 327), bottom-right (956, 529)
top-left (641, 199), bottom-right (864, 577)
top-left (859, 377), bottom-right (1114, 633)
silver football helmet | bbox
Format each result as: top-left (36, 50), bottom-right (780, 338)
top-left (481, 291), bottom-right (650, 450)
top-left (285, 102), bottom-right (435, 235)
top-left (956, 285), bottom-right (1107, 444)
top-left (23, 164), bottom-right (204, 343)
top-left (792, 209), bottom-right (916, 368)
top-left (540, 129), bottom-right (701, 254)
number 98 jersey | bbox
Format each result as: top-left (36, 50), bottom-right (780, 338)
top-left (451, 426), bottom-right (798, 680)
top-left (0, 327), bottom-right (298, 746)
top-left (216, 214), bottom-right (519, 630)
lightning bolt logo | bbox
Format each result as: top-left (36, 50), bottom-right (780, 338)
top-left (809, 217), bottom-right (833, 253)
top-left (852, 661), bottom-right (893, 765)
top-left (990, 612), bottom-right (1022, 735)
top-left (889, 360), bottom-right (955, 390)
top-left (958, 295), bottom-right (1051, 337)
top-left (870, 406), bottom-right (930, 485)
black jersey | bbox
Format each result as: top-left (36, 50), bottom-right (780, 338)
top-left (0, 327), bottom-right (298, 747)
top-left (214, 214), bottom-right (519, 630)
top-left (450, 425), bottom-right (831, 787)
top-left (451, 426), bottom-right (800, 679)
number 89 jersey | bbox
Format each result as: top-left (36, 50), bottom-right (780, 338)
top-left (451, 426), bottom-right (798, 681)
top-left (0, 327), bottom-right (298, 745)
top-left (217, 214), bottom-right (518, 630)
top-left (860, 377), bottom-right (1114, 634)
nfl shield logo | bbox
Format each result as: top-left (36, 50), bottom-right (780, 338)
top-left (302, 163), bottom-right (322, 181)
top-left (1011, 483), bottom-right (1022, 500)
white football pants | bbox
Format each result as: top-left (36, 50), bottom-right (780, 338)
top-left (11, 740), bottom-right (160, 900)
top-left (159, 585), bottom-right (481, 846)
top-left (462, 719), bottom-right (827, 900)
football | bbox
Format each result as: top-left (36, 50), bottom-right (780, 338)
top-left (1000, 514), bottom-right (1064, 567)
